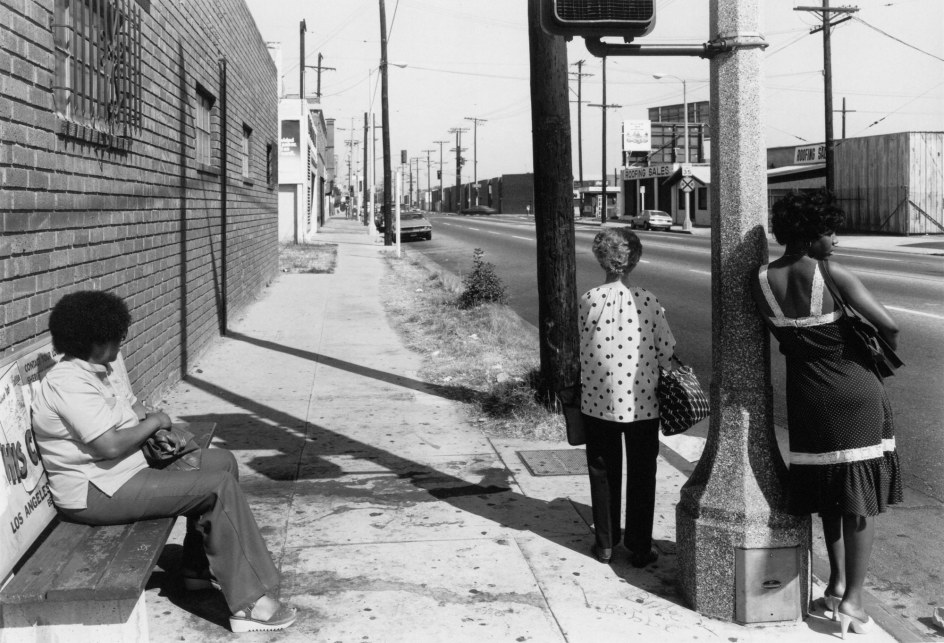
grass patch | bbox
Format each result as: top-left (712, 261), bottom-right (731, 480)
top-left (279, 243), bottom-right (338, 274)
top-left (380, 250), bottom-right (566, 441)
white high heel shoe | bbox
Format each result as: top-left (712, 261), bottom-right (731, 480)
top-left (838, 612), bottom-right (874, 639)
top-left (823, 593), bottom-right (841, 621)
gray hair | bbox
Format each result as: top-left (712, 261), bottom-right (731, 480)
top-left (591, 227), bottom-right (643, 275)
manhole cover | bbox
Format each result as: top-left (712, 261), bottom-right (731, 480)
top-left (517, 449), bottom-right (587, 476)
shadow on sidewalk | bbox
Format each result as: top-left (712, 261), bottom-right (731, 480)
top-left (174, 332), bottom-right (684, 607)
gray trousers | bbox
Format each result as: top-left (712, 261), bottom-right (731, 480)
top-left (59, 448), bottom-right (279, 613)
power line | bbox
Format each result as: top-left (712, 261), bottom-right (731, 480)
top-left (852, 16), bottom-right (944, 62)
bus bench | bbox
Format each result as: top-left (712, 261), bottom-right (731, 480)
top-left (0, 339), bottom-right (215, 643)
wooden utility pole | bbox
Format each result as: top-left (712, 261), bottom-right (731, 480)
top-left (363, 112), bottom-right (369, 225)
top-left (464, 116), bottom-right (487, 205)
top-left (449, 127), bottom-right (468, 211)
top-left (299, 20), bottom-right (306, 99)
top-left (589, 58), bottom-right (621, 223)
top-left (434, 139), bottom-right (448, 211)
top-left (835, 97), bottom-right (855, 139)
top-left (796, 2), bottom-right (858, 193)
top-left (527, 0), bottom-right (578, 397)
top-left (570, 60), bottom-right (593, 185)
top-left (423, 149), bottom-right (435, 210)
top-left (379, 0), bottom-right (393, 245)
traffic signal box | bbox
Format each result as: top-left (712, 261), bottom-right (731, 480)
top-left (540, 0), bottom-right (656, 41)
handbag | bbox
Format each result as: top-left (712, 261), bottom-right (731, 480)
top-left (657, 355), bottom-right (710, 436)
top-left (820, 260), bottom-right (903, 378)
top-left (557, 384), bottom-right (586, 446)
top-left (141, 425), bottom-right (202, 471)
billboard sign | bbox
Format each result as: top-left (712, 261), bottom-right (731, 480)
top-left (622, 120), bottom-right (652, 153)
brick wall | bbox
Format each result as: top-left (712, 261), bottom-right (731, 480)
top-left (499, 174), bottom-right (534, 214)
top-left (1, 0), bottom-right (278, 398)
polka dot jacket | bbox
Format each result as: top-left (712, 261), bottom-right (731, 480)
top-left (579, 282), bottom-right (676, 423)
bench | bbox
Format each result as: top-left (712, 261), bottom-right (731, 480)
top-left (0, 338), bottom-right (215, 643)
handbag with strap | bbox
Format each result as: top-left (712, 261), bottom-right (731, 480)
top-left (657, 355), bottom-right (710, 436)
top-left (556, 384), bottom-right (586, 446)
top-left (141, 424), bottom-right (203, 471)
top-left (819, 260), bottom-right (903, 378)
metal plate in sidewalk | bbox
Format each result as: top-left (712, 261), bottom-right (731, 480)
top-left (517, 449), bottom-right (587, 477)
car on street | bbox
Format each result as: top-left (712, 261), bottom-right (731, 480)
top-left (460, 205), bottom-right (497, 215)
top-left (390, 210), bottom-right (432, 240)
top-left (628, 209), bottom-right (673, 231)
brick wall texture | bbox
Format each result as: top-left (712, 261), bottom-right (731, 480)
top-left (1, 0), bottom-right (279, 398)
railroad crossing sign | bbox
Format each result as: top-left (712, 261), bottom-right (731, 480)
top-left (680, 177), bottom-right (697, 193)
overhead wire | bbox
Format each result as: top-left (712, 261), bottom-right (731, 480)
top-left (851, 16), bottom-right (944, 62)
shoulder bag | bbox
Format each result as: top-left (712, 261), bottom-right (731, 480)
top-left (657, 355), bottom-right (710, 436)
top-left (142, 425), bottom-right (203, 471)
top-left (819, 260), bottom-right (903, 378)
top-left (556, 383), bottom-right (586, 446)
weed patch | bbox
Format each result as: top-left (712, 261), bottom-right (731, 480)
top-left (380, 250), bottom-right (566, 441)
top-left (279, 243), bottom-right (338, 274)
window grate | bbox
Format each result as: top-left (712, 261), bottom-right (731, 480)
top-left (53, 0), bottom-right (143, 145)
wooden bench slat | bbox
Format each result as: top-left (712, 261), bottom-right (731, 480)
top-left (0, 520), bottom-right (90, 604)
top-left (45, 523), bottom-right (138, 601)
top-left (88, 518), bottom-right (178, 601)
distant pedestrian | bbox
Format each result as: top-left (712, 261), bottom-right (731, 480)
top-left (578, 227), bottom-right (676, 567)
top-left (751, 190), bottom-right (902, 638)
top-left (31, 291), bottom-right (297, 633)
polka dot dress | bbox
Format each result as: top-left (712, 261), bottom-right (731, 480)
top-left (578, 283), bottom-right (676, 423)
top-left (757, 265), bottom-right (903, 517)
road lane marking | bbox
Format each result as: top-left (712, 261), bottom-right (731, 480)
top-left (834, 252), bottom-right (906, 263)
top-left (511, 235), bottom-right (533, 241)
top-left (689, 269), bottom-right (711, 275)
top-left (886, 305), bottom-right (944, 320)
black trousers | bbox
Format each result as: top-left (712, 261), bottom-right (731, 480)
top-left (583, 414), bottom-right (661, 552)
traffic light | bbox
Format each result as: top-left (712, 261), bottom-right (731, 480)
top-left (540, 0), bottom-right (656, 41)
top-left (437, 170), bottom-right (441, 179)
top-left (400, 149), bottom-right (407, 164)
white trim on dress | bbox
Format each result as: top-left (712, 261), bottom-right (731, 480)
top-left (790, 438), bottom-right (897, 465)
top-left (759, 265), bottom-right (842, 328)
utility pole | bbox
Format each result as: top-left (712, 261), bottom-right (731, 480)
top-left (379, 0), bottom-right (393, 245)
top-left (796, 2), bottom-right (859, 193)
top-left (363, 112), bottom-right (369, 225)
top-left (589, 57), bottom-right (621, 223)
top-left (433, 139), bottom-right (447, 212)
top-left (304, 54), bottom-right (336, 100)
top-left (299, 21), bottom-right (306, 98)
top-left (527, 0), bottom-right (578, 398)
top-left (423, 149), bottom-right (435, 210)
top-left (463, 116), bottom-right (487, 205)
top-left (835, 97), bottom-right (855, 139)
top-left (570, 60), bottom-right (593, 185)
top-left (449, 127), bottom-right (469, 212)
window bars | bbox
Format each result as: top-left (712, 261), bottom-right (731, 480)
top-left (53, 0), bottom-right (143, 145)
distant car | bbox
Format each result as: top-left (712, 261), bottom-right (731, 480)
top-left (629, 209), bottom-right (673, 231)
top-left (460, 205), bottom-right (497, 215)
top-left (390, 211), bottom-right (432, 240)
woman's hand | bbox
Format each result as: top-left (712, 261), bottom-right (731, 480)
top-left (152, 427), bottom-right (183, 454)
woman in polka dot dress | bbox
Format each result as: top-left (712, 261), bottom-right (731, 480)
top-left (751, 190), bottom-right (902, 637)
top-left (579, 227), bottom-right (676, 568)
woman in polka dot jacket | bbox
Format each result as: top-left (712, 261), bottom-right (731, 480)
top-left (579, 227), bottom-right (676, 568)
top-left (751, 190), bottom-right (901, 637)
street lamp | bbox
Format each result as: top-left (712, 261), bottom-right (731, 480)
top-left (653, 72), bottom-right (692, 231)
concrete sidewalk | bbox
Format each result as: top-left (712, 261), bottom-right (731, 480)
top-left (143, 216), bottom-right (898, 642)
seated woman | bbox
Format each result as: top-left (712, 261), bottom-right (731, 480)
top-left (30, 290), bottom-right (296, 633)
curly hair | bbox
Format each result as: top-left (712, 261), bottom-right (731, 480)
top-left (592, 227), bottom-right (643, 275)
top-left (49, 291), bottom-right (131, 359)
top-left (770, 189), bottom-right (845, 245)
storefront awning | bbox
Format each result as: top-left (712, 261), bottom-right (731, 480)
top-left (767, 163), bottom-right (826, 183)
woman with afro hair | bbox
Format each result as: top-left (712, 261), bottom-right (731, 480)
top-left (751, 190), bottom-right (902, 637)
top-left (31, 290), bottom-right (296, 632)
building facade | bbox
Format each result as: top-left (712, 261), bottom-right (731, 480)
top-left (277, 97), bottom-right (329, 242)
top-left (1, 0), bottom-right (279, 397)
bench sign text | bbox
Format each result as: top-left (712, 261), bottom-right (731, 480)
top-left (1, 347), bottom-right (58, 581)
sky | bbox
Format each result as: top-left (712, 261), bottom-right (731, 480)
top-left (244, 0), bottom-right (944, 186)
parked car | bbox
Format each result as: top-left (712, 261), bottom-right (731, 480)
top-left (629, 209), bottom-right (673, 231)
top-left (460, 205), bottom-right (497, 215)
top-left (390, 211), bottom-right (433, 240)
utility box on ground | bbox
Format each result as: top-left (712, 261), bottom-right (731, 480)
top-left (735, 547), bottom-right (801, 623)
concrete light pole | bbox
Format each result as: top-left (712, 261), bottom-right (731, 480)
top-left (653, 73), bottom-right (692, 231)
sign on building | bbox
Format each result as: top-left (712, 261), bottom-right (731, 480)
top-left (622, 120), bottom-right (652, 153)
top-left (794, 143), bottom-right (826, 165)
top-left (622, 164), bottom-right (673, 181)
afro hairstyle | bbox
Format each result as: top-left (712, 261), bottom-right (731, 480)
top-left (770, 189), bottom-right (845, 245)
top-left (48, 290), bottom-right (131, 360)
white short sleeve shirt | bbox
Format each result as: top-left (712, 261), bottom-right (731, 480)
top-left (31, 352), bottom-right (148, 509)
top-left (579, 282), bottom-right (676, 423)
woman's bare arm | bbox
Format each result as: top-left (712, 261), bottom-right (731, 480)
top-left (829, 262), bottom-right (900, 348)
top-left (87, 411), bottom-right (173, 460)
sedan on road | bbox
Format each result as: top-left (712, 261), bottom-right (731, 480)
top-left (460, 205), bottom-right (497, 215)
top-left (390, 211), bottom-right (432, 240)
top-left (629, 209), bottom-right (673, 231)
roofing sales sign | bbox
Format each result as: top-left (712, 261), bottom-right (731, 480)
top-left (0, 343), bottom-right (58, 581)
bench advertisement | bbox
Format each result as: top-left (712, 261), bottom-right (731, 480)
top-left (0, 344), bottom-right (58, 581)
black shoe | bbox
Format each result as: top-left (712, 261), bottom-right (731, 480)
top-left (629, 547), bottom-right (658, 568)
top-left (591, 544), bottom-right (613, 563)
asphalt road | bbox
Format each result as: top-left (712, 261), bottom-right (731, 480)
top-left (407, 211), bottom-right (944, 636)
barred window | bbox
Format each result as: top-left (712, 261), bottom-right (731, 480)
top-left (195, 88), bottom-right (214, 167)
top-left (52, 0), bottom-right (143, 147)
